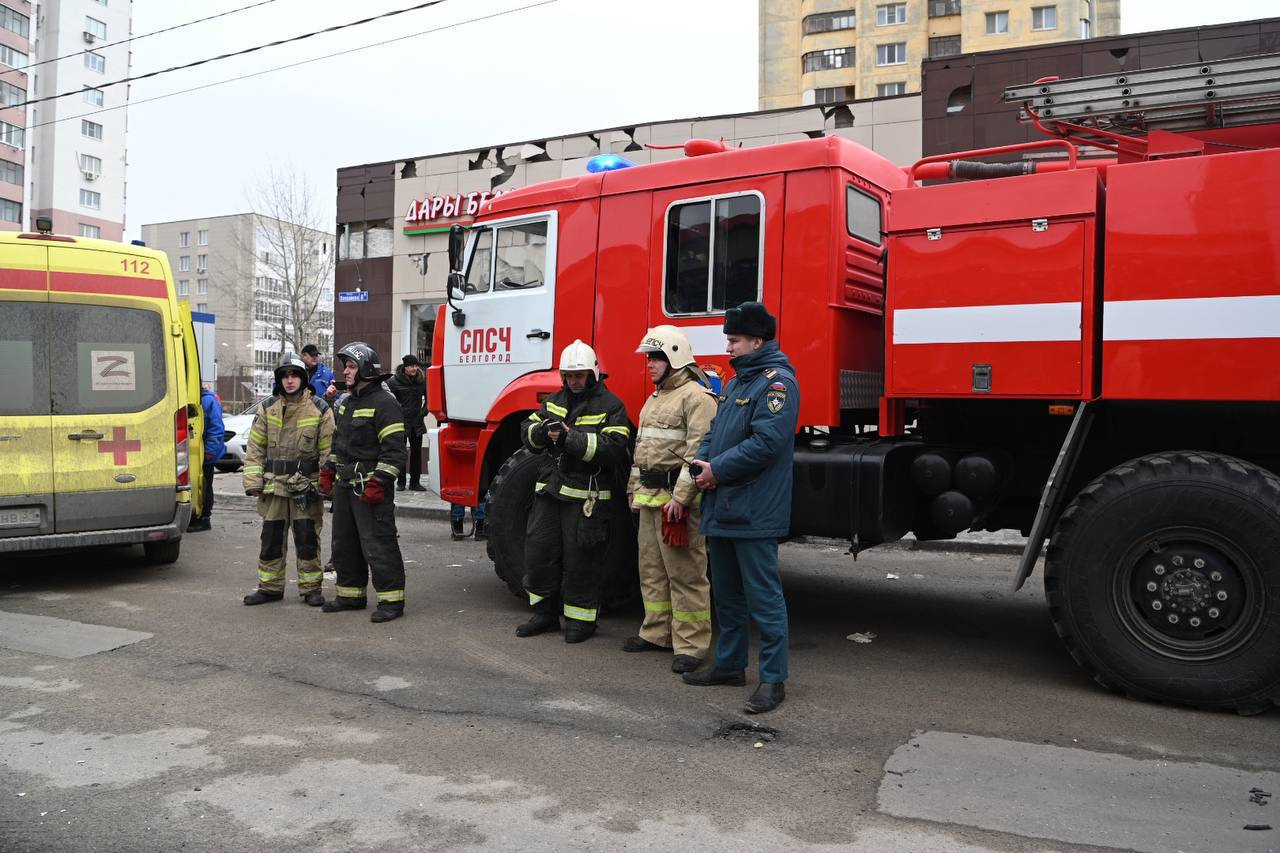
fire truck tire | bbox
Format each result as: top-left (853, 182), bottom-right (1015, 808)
top-left (484, 448), bottom-right (640, 610)
top-left (143, 538), bottom-right (182, 565)
top-left (1045, 451), bottom-right (1280, 713)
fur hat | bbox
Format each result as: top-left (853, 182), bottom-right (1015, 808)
top-left (401, 354), bottom-right (420, 367)
top-left (722, 301), bottom-right (776, 341)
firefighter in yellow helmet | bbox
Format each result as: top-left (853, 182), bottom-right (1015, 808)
top-left (624, 326), bottom-right (718, 671)
top-left (241, 352), bottom-right (336, 607)
top-left (516, 340), bottom-right (633, 643)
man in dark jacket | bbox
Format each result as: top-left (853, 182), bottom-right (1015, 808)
top-left (515, 340), bottom-right (633, 644)
top-left (386, 354), bottom-right (427, 491)
top-left (320, 342), bottom-right (409, 623)
top-left (188, 385), bottom-right (225, 532)
top-left (683, 302), bottom-right (799, 714)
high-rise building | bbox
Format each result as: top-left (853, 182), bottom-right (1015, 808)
top-left (0, 1), bottom-right (32, 231)
top-left (760, 0), bottom-right (1121, 109)
top-left (142, 214), bottom-right (335, 409)
top-left (21, 0), bottom-right (131, 239)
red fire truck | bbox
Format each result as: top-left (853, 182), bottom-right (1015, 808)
top-left (427, 54), bottom-right (1280, 713)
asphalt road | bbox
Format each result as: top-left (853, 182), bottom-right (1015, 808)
top-left (1, 501), bottom-right (1277, 853)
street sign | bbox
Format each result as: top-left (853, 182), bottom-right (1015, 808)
top-left (338, 291), bottom-right (369, 303)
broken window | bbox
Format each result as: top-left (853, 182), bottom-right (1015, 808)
top-left (664, 193), bottom-right (762, 316)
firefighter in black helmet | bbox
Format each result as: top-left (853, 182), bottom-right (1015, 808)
top-left (319, 342), bottom-right (409, 623)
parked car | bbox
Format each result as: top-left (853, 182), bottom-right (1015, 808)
top-left (215, 397), bottom-right (269, 472)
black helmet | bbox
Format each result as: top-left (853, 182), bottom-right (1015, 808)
top-left (337, 341), bottom-right (389, 382)
top-left (274, 352), bottom-right (308, 384)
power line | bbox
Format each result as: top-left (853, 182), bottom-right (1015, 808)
top-left (23, 0), bottom-right (286, 72)
top-left (25, 0), bottom-right (558, 132)
top-left (15, 0), bottom-right (455, 109)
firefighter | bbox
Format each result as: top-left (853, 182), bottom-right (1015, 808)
top-left (319, 342), bottom-right (409, 623)
top-left (241, 353), bottom-right (335, 607)
top-left (516, 340), bottom-right (633, 643)
top-left (624, 326), bottom-right (717, 673)
top-left (683, 302), bottom-right (799, 715)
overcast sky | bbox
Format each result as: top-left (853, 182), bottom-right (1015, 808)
top-left (121, 0), bottom-right (1278, 238)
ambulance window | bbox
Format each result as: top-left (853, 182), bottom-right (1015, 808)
top-left (0, 301), bottom-right (50, 416)
top-left (665, 192), bottom-right (762, 316)
top-left (464, 227), bottom-right (493, 294)
top-left (49, 304), bottom-right (167, 415)
top-left (494, 220), bottom-right (547, 290)
top-left (847, 185), bottom-right (882, 245)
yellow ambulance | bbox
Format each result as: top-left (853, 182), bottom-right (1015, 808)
top-left (0, 223), bottom-right (204, 563)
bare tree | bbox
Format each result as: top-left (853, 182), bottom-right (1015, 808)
top-left (233, 167), bottom-right (334, 360)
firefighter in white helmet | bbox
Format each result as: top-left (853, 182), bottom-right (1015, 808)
top-left (516, 339), bottom-right (634, 643)
top-left (623, 325), bottom-right (718, 672)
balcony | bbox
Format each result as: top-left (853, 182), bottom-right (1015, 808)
top-left (929, 35), bottom-right (962, 59)
top-left (929, 0), bottom-right (961, 17)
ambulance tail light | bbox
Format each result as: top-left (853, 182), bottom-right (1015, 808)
top-left (175, 407), bottom-right (191, 488)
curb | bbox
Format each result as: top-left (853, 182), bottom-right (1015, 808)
top-left (212, 491), bottom-right (454, 521)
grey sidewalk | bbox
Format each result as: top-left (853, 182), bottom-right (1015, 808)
top-left (206, 469), bottom-right (1031, 556)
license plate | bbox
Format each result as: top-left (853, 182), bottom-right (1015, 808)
top-left (0, 507), bottom-right (41, 529)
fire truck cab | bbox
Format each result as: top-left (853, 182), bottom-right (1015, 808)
top-left (431, 54), bottom-right (1280, 713)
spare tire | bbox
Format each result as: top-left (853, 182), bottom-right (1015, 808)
top-left (485, 448), bottom-right (639, 611)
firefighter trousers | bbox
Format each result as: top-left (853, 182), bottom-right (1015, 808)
top-left (255, 493), bottom-right (325, 594)
top-left (331, 485), bottom-right (406, 609)
top-left (708, 536), bottom-right (790, 684)
top-left (636, 504), bottom-right (711, 657)
top-left (523, 493), bottom-right (606, 623)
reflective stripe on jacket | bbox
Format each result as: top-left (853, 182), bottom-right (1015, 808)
top-left (626, 366), bottom-right (716, 508)
top-left (242, 391), bottom-right (335, 494)
top-left (329, 382), bottom-right (407, 485)
top-left (519, 380), bottom-right (633, 502)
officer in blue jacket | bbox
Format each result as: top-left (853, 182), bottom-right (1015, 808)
top-left (683, 302), bottom-right (798, 714)
top-left (188, 384), bottom-right (226, 532)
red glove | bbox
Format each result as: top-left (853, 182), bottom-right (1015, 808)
top-left (318, 468), bottom-right (334, 497)
top-left (360, 477), bottom-right (387, 505)
top-left (662, 513), bottom-right (689, 548)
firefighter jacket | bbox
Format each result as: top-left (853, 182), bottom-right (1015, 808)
top-left (327, 381), bottom-right (408, 487)
top-left (520, 380), bottom-right (633, 502)
top-left (626, 366), bottom-right (717, 508)
top-left (242, 390), bottom-right (335, 495)
top-left (697, 341), bottom-right (800, 539)
top-left (386, 367), bottom-right (427, 438)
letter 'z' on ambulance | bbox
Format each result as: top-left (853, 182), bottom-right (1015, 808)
top-left (0, 223), bottom-right (205, 563)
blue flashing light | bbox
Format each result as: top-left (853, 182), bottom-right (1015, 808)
top-left (131, 239), bottom-right (146, 246)
top-left (585, 153), bottom-right (635, 173)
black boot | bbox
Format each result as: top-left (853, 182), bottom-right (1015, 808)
top-left (187, 517), bottom-right (211, 532)
top-left (621, 636), bottom-right (668, 653)
top-left (563, 619), bottom-right (596, 644)
top-left (396, 480), bottom-right (406, 491)
top-left (321, 597), bottom-right (366, 612)
top-left (744, 682), bottom-right (786, 714)
top-left (409, 482), bottom-right (426, 491)
top-left (515, 613), bottom-right (559, 637)
top-left (243, 589), bottom-right (284, 606)
top-left (301, 590), bottom-right (325, 607)
top-left (450, 518), bottom-right (466, 541)
top-left (370, 605), bottom-right (404, 623)
top-left (681, 665), bottom-right (746, 687)
top-left (473, 519), bottom-right (487, 541)
top-left (671, 655), bottom-right (702, 674)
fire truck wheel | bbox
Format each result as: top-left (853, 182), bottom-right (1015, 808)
top-left (143, 538), bottom-right (182, 565)
top-left (484, 448), bottom-right (640, 610)
top-left (1046, 451), bottom-right (1280, 713)
top-left (485, 449), bottom-right (541, 599)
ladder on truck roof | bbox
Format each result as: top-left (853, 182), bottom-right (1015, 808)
top-left (1004, 52), bottom-right (1280, 132)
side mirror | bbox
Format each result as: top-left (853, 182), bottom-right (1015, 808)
top-left (447, 271), bottom-right (466, 302)
top-left (448, 223), bottom-right (466, 274)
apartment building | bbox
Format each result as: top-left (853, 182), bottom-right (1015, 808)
top-left (141, 213), bottom-right (335, 408)
top-left (0, 1), bottom-right (31, 230)
top-left (27, 0), bottom-right (131, 239)
top-left (760, 0), bottom-right (1121, 109)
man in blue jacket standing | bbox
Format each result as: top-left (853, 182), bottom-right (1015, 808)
top-left (188, 384), bottom-right (225, 532)
top-left (301, 344), bottom-right (335, 401)
top-left (683, 302), bottom-right (798, 714)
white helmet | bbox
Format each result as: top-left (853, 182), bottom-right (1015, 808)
top-left (558, 339), bottom-right (599, 380)
top-left (637, 325), bottom-right (707, 383)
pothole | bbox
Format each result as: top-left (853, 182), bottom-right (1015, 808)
top-left (714, 721), bottom-right (779, 742)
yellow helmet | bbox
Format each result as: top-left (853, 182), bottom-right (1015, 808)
top-left (636, 325), bottom-right (698, 371)
top-left (558, 339), bottom-right (599, 380)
